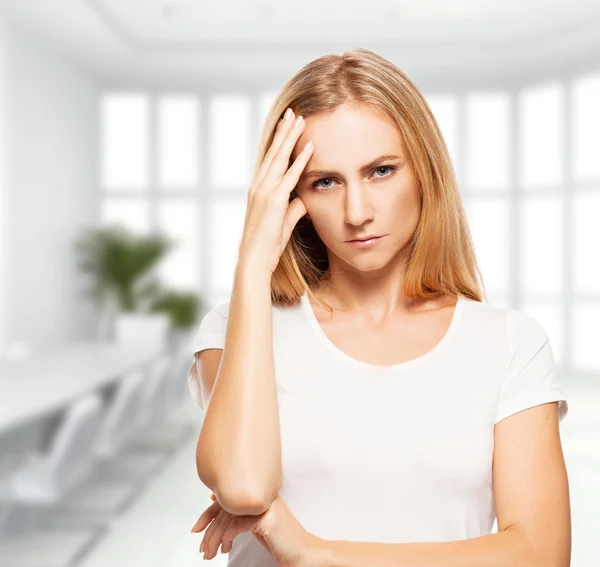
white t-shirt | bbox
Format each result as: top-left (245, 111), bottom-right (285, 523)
top-left (186, 292), bottom-right (568, 566)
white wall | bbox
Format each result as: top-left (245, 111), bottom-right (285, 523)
top-left (0, 18), bottom-right (7, 355)
top-left (3, 16), bottom-right (100, 351)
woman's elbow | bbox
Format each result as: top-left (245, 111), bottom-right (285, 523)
top-left (195, 466), bottom-right (278, 515)
top-left (218, 469), bottom-right (283, 515)
top-left (209, 474), bottom-right (282, 516)
top-left (216, 486), bottom-right (272, 516)
top-left (195, 440), bottom-right (283, 515)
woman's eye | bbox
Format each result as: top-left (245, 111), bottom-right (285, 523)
top-left (312, 177), bottom-right (334, 190)
top-left (311, 165), bottom-right (397, 191)
top-left (373, 165), bottom-right (396, 178)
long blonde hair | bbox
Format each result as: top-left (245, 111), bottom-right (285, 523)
top-left (253, 47), bottom-right (487, 310)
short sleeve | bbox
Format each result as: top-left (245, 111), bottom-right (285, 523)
top-left (186, 302), bottom-right (230, 410)
top-left (495, 310), bottom-right (568, 425)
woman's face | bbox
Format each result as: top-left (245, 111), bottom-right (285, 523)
top-left (291, 103), bottom-right (421, 273)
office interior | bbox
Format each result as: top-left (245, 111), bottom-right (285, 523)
top-left (0, 1), bottom-right (598, 566)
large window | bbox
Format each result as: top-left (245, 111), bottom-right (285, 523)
top-left (99, 73), bottom-right (600, 374)
top-left (100, 91), bottom-right (275, 299)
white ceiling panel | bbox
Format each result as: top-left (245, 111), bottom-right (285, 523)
top-left (1, 0), bottom-right (599, 87)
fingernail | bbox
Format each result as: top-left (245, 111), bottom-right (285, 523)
top-left (284, 108), bottom-right (292, 121)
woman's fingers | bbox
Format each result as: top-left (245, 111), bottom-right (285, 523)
top-left (236, 107), bottom-right (312, 276)
top-left (220, 519), bottom-right (237, 555)
top-left (190, 500), bottom-right (221, 533)
top-left (221, 515), bottom-right (262, 554)
top-left (259, 114), bottom-right (307, 195)
top-left (280, 139), bottom-right (313, 193)
top-left (201, 509), bottom-right (229, 558)
top-left (280, 196), bottom-right (310, 255)
top-left (254, 111), bottom-right (296, 189)
top-left (203, 511), bottom-right (234, 560)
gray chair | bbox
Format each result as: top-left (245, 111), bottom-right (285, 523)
top-left (93, 369), bottom-right (147, 459)
top-left (128, 351), bottom-right (195, 453)
top-left (135, 353), bottom-right (172, 430)
top-left (3, 393), bottom-right (104, 508)
top-left (44, 367), bottom-right (165, 527)
top-left (0, 394), bottom-right (105, 567)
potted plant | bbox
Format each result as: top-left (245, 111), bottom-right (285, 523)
top-left (74, 224), bottom-right (173, 345)
top-left (149, 290), bottom-right (202, 350)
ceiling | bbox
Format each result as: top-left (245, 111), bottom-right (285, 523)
top-left (2, 0), bottom-right (600, 89)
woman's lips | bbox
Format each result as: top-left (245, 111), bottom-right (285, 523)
top-left (346, 235), bottom-right (386, 248)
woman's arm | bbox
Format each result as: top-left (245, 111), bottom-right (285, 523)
top-left (196, 263), bottom-right (282, 517)
top-left (309, 529), bottom-right (543, 567)
top-left (195, 109), bottom-right (313, 518)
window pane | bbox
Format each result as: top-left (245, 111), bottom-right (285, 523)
top-left (426, 94), bottom-right (459, 176)
top-left (521, 302), bottom-right (563, 365)
top-left (574, 192), bottom-right (600, 294)
top-left (519, 82), bottom-right (564, 189)
top-left (258, 90), bottom-right (278, 141)
top-left (0, 117), bottom-right (4, 351)
top-left (520, 196), bottom-right (562, 295)
top-left (158, 95), bottom-right (199, 188)
top-left (465, 199), bottom-right (509, 294)
top-left (573, 301), bottom-right (600, 371)
top-left (101, 94), bottom-right (149, 189)
top-left (102, 199), bottom-right (150, 234)
top-left (573, 72), bottom-right (600, 182)
top-left (157, 201), bottom-right (200, 290)
top-left (209, 201), bottom-right (247, 289)
top-left (210, 96), bottom-right (252, 188)
top-left (466, 93), bottom-right (510, 189)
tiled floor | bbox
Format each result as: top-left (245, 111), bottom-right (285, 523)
top-left (77, 400), bottom-right (220, 567)
top-left (1, 379), bottom-right (598, 567)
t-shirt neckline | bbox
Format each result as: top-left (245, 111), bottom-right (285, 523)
top-left (300, 291), bottom-right (466, 371)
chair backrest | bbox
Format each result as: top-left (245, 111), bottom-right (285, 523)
top-left (157, 355), bottom-right (178, 412)
top-left (3, 341), bottom-right (32, 361)
top-left (46, 392), bottom-right (105, 493)
top-left (166, 346), bottom-right (197, 410)
top-left (93, 368), bottom-right (146, 458)
top-left (136, 354), bottom-right (173, 429)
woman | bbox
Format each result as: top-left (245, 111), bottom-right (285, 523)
top-left (187, 48), bottom-right (571, 566)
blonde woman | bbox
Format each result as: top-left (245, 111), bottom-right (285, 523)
top-left (187, 48), bottom-right (571, 567)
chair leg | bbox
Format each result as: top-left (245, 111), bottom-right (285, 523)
top-left (0, 502), bottom-right (43, 538)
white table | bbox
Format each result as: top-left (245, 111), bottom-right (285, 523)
top-left (0, 340), bottom-right (168, 553)
top-left (0, 340), bottom-right (164, 436)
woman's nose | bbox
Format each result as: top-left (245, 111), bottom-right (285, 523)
top-left (344, 186), bottom-right (374, 226)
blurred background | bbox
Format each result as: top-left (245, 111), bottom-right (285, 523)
top-left (0, 0), bottom-right (598, 566)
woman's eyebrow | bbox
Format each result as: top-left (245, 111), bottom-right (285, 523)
top-left (302, 154), bottom-right (403, 179)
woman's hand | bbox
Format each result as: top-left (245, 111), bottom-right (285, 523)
top-left (237, 107), bottom-right (314, 278)
top-left (190, 492), bottom-right (318, 566)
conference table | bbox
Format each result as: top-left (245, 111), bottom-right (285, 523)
top-left (0, 340), bottom-right (166, 459)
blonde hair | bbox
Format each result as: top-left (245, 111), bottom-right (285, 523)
top-left (252, 47), bottom-right (487, 311)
